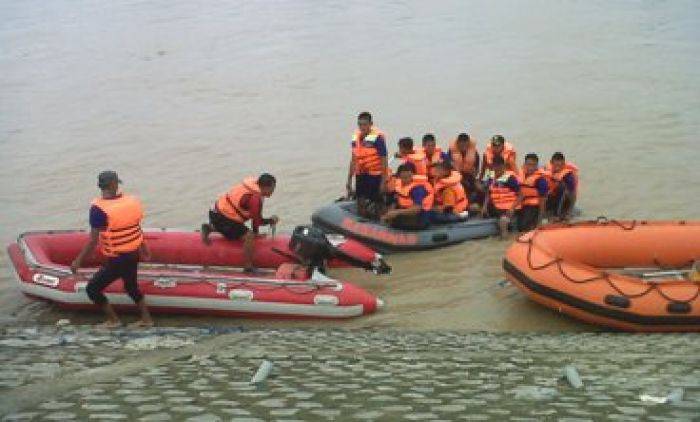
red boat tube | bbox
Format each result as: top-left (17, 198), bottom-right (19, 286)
top-left (6, 230), bottom-right (387, 319)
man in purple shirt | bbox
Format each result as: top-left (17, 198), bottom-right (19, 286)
top-left (346, 112), bottom-right (388, 218)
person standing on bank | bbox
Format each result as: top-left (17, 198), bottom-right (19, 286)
top-left (201, 173), bottom-right (279, 273)
top-left (71, 171), bottom-right (153, 329)
top-left (346, 112), bottom-right (389, 218)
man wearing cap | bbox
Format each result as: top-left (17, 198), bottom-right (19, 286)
top-left (71, 171), bottom-right (153, 328)
top-left (479, 135), bottom-right (518, 181)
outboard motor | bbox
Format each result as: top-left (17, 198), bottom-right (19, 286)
top-left (288, 225), bottom-right (390, 275)
top-left (289, 225), bottom-right (334, 271)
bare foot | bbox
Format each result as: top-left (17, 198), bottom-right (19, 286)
top-left (129, 319), bottom-right (154, 329)
top-left (96, 320), bottom-right (122, 330)
top-left (201, 224), bottom-right (212, 245)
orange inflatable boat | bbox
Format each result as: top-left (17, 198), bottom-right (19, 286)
top-left (504, 219), bottom-right (700, 332)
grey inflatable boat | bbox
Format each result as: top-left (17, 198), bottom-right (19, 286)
top-left (311, 201), bottom-right (499, 253)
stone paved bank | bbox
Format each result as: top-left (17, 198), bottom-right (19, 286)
top-left (1, 326), bottom-right (699, 421)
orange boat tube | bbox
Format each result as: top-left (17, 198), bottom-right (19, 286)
top-left (504, 219), bottom-right (700, 332)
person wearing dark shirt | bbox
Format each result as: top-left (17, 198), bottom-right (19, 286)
top-left (71, 171), bottom-right (153, 328)
top-left (420, 133), bottom-right (449, 166)
top-left (201, 173), bottom-right (279, 273)
top-left (546, 152), bottom-right (578, 221)
top-left (517, 153), bottom-right (549, 232)
top-left (347, 111), bottom-right (389, 218)
top-left (448, 132), bottom-right (481, 204)
top-left (481, 156), bottom-right (523, 239)
top-left (381, 163), bottom-right (432, 230)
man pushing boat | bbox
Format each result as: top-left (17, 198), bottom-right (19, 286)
top-left (70, 171), bottom-right (153, 328)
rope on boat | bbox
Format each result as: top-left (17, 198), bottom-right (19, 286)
top-left (515, 218), bottom-right (700, 305)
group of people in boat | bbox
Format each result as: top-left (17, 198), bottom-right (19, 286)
top-left (346, 111), bottom-right (580, 238)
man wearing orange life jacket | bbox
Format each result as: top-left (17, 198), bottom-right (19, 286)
top-left (545, 151), bottom-right (579, 221)
top-left (429, 161), bottom-right (469, 224)
top-left (448, 132), bottom-right (480, 202)
top-left (517, 153), bottom-right (549, 232)
top-left (420, 133), bottom-right (449, 167)
top-left (201, 174), bottom-right (279, 273)
top-left (481, 156), bottom-right (523, 239)
top-left (381, 162), bottom-right (434, 230)
top-left (346, 112), bottom-right (389, 218)
top-left (70, 171), bottom-right (153, 329)
top-left (383, 136), bottom-right (429, 198)
top-left (479, 135), bottom-right (518, 181)
top-left (395, 137), bottom-right (428, 176)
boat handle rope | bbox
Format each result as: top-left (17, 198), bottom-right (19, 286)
top-left (515, 219), bottom-right (700, 305)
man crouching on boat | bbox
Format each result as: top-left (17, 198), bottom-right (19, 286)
top-left (70, 171), bottom-right (153, 329)
top-left (201, 173), bottom-right (279, 274)
top-left (380, 163), bottom-right (434, 230)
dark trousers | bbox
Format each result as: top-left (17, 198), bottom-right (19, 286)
top-left (518, 205), bottom-right (541, 232)
top-left (546, 184), bottom-right (572, 217)
top-left (86, 251), bottom-right (143, 305)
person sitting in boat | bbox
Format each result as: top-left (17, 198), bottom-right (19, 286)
top-left (395, 137), bottom-right (428, 176)
top-left (381, 163), bottom-right (434, 230)
top-left (429, 161), bottom-right (469, 224)
top-left (545, 152), bottom-right (579, 221)
top-left (346, 111), bottom-right (389, 218)
top-left (448, 132), bottom-right (480, 204)
top-left (201, 174), bottom-right (279, 274)
top-left (420, 133), bottom-right (448, 167)
top-left (70, 171), bottom-right (154, 329)
top-left (479, 134), bottom-right (518, 181)
top-left (517, 153), bottom-right (549, 232)
top-left (481, 156), bottom-right (523, 239)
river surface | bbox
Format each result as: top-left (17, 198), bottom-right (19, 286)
top-left (1, 0), bottom-right (699, 331)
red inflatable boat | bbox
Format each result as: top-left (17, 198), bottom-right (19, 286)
top-left (6, 229), bottom-right (388, 319)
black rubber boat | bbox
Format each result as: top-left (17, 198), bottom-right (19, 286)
top-left (311, 201), bottom-right (499, 253)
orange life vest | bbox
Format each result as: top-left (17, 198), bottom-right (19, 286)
top-left (544, 162), bottom-right (579, 195)
top-left (92, 194), bottom-right (144, 257)
top-left (419, 147), bottom-right (444, 166)
top-left (489, 171), bottom-right (521, 211)
top-left (484, 142), bottom-right (518, 174)
top-left (433, 171), bottom-right (468, 214)
top-left (399, 150), bottom-right (428, 176)
top-left (449, 140), bottom-right (479, 175)
top-left (395, 175), bottom-right (434, 211)
top-left (352, 127), bottom-right (385, 176)
top-left (215, 177), bottom-right (261, 223)
top-left (518, 169), bottom-right (547, 207)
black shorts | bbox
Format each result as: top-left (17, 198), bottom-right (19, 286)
top-left (518, 205), bottom-right (541, 232)
top-left (209, 210), bottom-right (248, 240)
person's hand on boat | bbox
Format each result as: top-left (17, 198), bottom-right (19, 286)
top-left (140, 247), bottom-right (152, 262)
top-left (70, 259), bottom-right (81, 274)
top-left (380, 209), bottom-right (397, 223)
